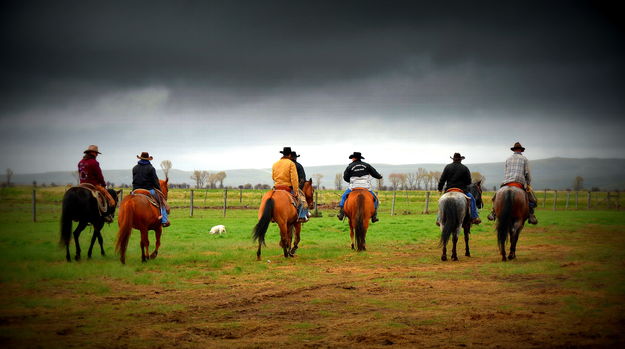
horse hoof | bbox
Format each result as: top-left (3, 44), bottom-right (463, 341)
top-left (441, 255), bottom-right (447, 261)
top-left (501, 257), bottom-right (507, 262)
top-left (465, 252), bottom-right (471, 257)
top-left (150, 252), bottom-right (158, 259)
top-left (507, 255), bottom-right (515, 260)
top-left (75, 255), bottom-right (81, 261)
top-left (452, 256), bottom-right (459, 261)
top-left (351, 244), bottom-right (355, 250)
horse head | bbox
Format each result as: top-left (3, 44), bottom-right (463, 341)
top-left (303, 178), bottom-right (314, 209)
top-left (470, 179), bottom-right (484, 209)
top-left (160, 178), bottom-right (169, 199)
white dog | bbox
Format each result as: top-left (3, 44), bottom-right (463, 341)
top-left (209, 225), bottom-right (227, 235)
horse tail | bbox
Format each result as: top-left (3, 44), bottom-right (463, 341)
top-left (115, 199), bottom-right (134, 261)
top-left (252, 198), bottom-right (274, 246)
top-left (439, 198), bottom-right (460, 247)
top-left (59, 191), bottom-right (74, 247)
top-left (497, 189), bottom-right (514, 246)
top-left (355, 193), bottom-right (366, 251)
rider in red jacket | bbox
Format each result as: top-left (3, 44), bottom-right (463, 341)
top-left (78, 145), bottom-right (116, 208)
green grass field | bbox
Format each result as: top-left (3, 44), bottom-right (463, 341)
top-left (1, 187), bottom-right (624, 347)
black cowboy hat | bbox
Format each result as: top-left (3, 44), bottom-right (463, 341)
top-left (511, 142), bottom-right (526, 152)
top-left (349, 152), bottom-right (364, 160)
top-left (279, 147), bottom-right (292, 155)
top-left (136, 152), bottom-right (154, 160)
top-left (291, 151), bottom-right (300, 158)
top-left (450, 152), bottom-right (465, 161)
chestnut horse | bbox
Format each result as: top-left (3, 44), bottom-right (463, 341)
top-left (252, 179), bottom-right (314, 260)
top-left (343, 188), bottom-right (376, 251)
top-left (494, 185), bottom-right (529, 261)
top-left (60, 187), bottom-right (121, 261)
top-left (115, 178), bottom-right (169, 264)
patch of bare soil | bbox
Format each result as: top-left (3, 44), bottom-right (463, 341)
top-left (1, 227), bottom-right (625, 348)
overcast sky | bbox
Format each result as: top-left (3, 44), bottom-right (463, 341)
top-left (1, 0), bottom-right (624, 173)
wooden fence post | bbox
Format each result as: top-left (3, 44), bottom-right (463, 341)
top-left (239, 188), bottom-right (243, 203)
top-left (314, 190), bottom-right (319, 217)
top-left (119, 189), bottom-right (123, 204)
top-left (32, 189), bottom-right (36, 222)
top-left (553, 190), bottom-right (558, 211)
top-left (423, 191), bottom-right (430, 214)
top-left (391, 190), bottom-right (396, 216)
top-left (543, 189), bottom-right (547, 208)
top-left (575, 191), bottom-right (579, 209)
top-left (190, 189), bottom-right (194, 217)
top-left (223, 188), bottom-right (228, 217)
top-left (587, 191), bottom-right (591, 209)
top-left (565, 191), bottom-right (570, 210)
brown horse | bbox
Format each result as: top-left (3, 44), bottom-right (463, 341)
top-left (343, 188), bottom-right (376, 251)
top-left (493, 185), bottom-right (529, 261)
top-left (252, 179), bottom-right (314, 260)
top-left (115, 178), bottom-right (169, 264)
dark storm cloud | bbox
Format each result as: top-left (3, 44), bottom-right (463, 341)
top-left (1, 0), bottom-right (624, 116)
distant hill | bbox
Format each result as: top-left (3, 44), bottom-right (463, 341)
top-left (5, 158), bottom-right (625, 190)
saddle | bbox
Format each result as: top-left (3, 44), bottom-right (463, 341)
top-left (273, 186), bottom-right (299, 208)
top-left (77, 183), bottom-right (108, 215)
top-left (504, 182), bottom-right (525, 190)
top-left (445, 187), bottom-right (470, 199)
top-left (131, 189), bottom-right (170, 213)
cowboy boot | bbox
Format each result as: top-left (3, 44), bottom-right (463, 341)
top-left (162, 221), bottom-right (171, 227)
top-left (337, 207), bottom-right (345, 221)
top-left (371, 209), bottom-right (379, 223)
top-left (528, 207), bottom-right (538, 225)
top-left (472, 217), bottom-right (482, 225)
top-left (104, 214), bottom-right (114, 223)
top-left (487, 210), bottom-right (496, 221)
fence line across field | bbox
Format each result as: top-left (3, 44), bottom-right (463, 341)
top-left (21, 187), bottom-right (625, 222)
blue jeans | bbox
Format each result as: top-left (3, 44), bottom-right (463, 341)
top-left (149, 189), bottom-right (168, 224)
top-left (339, 188), bottom-right (378, 209)
top-left (465, 192), bottom-right (479, 219)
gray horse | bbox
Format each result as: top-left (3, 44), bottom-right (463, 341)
top-left (437, 191), bottom-right (473, 261)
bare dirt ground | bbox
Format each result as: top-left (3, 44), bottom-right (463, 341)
top-left (1, 225), bottom-right (624, 348)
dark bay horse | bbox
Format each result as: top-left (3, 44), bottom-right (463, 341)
top-left (252, 179), bottom-right (314, 260)
top-left (437, 181), bottom-right (483, 261)
top-left (60, 187), bottom-right (121, 261)
top-left (115, 179), bottom-right (168, 264)
top-left (494, 185), bottom-right (528, 261)
top-left (343, 188), bottom-right (376, 251)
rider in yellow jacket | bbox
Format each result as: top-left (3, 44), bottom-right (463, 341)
top-left (272, 147), bottom-right (306, 221)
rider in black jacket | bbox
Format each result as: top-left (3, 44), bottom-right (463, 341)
top-left (437, 153), bottom-right (480, 225)
top-left (132, 152), bottom-right (169, 227)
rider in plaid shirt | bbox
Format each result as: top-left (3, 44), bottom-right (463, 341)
top-left (488, 142), bottom-right (538, 224)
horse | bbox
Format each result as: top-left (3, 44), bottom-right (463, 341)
top-left (252, 179), bottom-right (314, 260)
top-left (60, 187), bottom-right (121, 262)
top-left (493, 184), bottom-right (528, 261)
top-left (343, 188), bottom-right (376, 251)
top-left (115, 178), bottom-right (169, 264)
top-left (437, 180), bottom-right (483, 261)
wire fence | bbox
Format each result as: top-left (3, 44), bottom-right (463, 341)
top-left (2, 186), bottom-right (623, 222)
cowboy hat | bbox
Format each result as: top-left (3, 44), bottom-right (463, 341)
top-left (450, 152), bottom-right (465, 160)
top-left (279, 147), bottom-right (292, 155)
top-left (291, 151), bottom-right (300, 158)
top-left (511, 142), bottom-right (526, 152)
top-left (136, 152), bottom-right (154, 160)
top-left (83, 145), bottom-right (101, 154)
top-left (349, 152), bottom-right (364, 160)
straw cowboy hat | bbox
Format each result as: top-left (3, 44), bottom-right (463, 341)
top-left (511, 142), bottom-right (526, 152)
top-left (136, 152), bottom-right (154, 160)
top-left (84, 145), bottom-right (101, 154)
top-left (349, 152), bottom-right (364, 159)
top-left (450, 152), bottom-right (465, 161)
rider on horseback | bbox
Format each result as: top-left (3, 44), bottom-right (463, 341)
top-left (437, 153), bottom-right (481, 225)
top-left (290, 150), bottom-right (310, 219)
top-left (78, 145), bottom-right (116, 222)
top-left (132, 152), bottom-right (170, 227)
top-left (337, 152), bottom-right (382, 223)
top-left (487, 142), bottom-right (538, 224)
top-left (272, 147), bottom-right (307, 222)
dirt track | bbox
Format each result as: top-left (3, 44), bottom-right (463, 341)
top-left (2, 232), bottom-right (624, 349)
